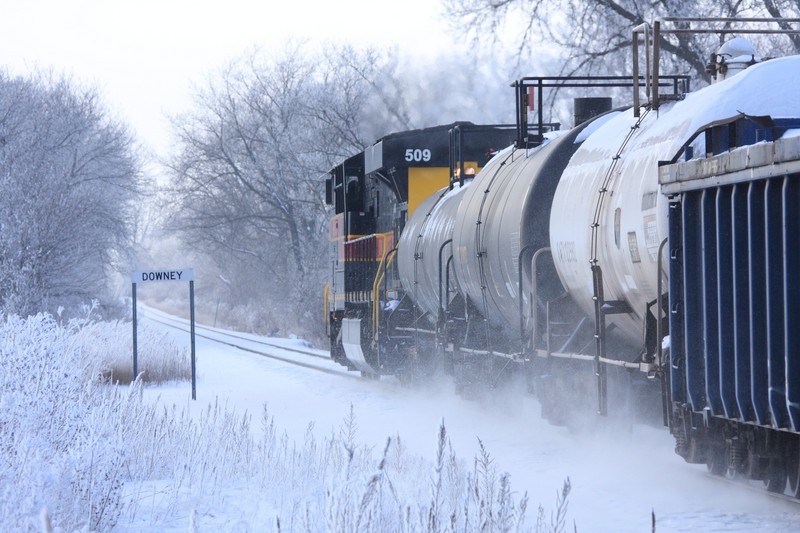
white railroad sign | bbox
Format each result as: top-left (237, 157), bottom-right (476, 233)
top-left (131, 268), bottom-right (197, 399)
top-left (132, 269), bottom-right (195, 283)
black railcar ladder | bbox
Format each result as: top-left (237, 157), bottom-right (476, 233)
top-left (588, 107), bottom-right (650, 416)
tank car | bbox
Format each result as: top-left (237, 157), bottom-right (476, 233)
top-left (324, 17), bottom-right (800, 495)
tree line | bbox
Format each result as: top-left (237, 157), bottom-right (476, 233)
top-left (0, 71), bottom-right (142, 317)
top-left (0, 43), bottom-right (510, 330)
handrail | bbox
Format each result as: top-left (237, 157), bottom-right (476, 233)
top-left (656, 238), bottom-right (668, 367)
top-left (438, 238), bottom-right (454, 320)
top-left (529, 247), bottom-right (552, 352)
top-left (632, 17), bottom-right (800, 116)
top-left (323, 282), bottom-right (331, 334)
top-left (517, 244), bottom-right (537, 352)
top-left (656, 237), bottom-right (670, 427)
top-left (372, 246), bottom-right (398, 341)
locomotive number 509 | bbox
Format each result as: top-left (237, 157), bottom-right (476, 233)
top-left (404, 148), bottom-right (432, 162)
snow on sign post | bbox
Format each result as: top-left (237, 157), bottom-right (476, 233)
top-left (131, 269), bottom-right (197, 400)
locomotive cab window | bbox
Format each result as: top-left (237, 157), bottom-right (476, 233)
top-left (325, 177), bottom-right (333, 206)
top-left (333, 173), bottom-right (345, 213)
top-left (345, 175), bottom-right (364, 213)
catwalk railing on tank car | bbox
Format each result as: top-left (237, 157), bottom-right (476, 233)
top-left (512, 76), bottom-right (690, 148)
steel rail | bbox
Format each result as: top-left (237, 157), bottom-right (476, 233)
top-left (142, 311), bottom-right (359, 380)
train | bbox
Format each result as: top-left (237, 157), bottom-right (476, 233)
top-left (323, 18), bottom-right (800, 496)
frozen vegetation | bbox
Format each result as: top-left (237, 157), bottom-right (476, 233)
top-left (0, 313), bottom-right (569, 532)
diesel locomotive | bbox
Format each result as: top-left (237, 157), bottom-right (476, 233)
top-left (324, 18), bottom-right (800, 495)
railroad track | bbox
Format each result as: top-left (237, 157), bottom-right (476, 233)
top-left (140, 308), bottom-right (360, 380)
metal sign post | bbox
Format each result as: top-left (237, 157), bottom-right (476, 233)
top-left (131, 268), bottom-right (197, 400)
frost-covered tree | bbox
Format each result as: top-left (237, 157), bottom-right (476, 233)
top-left (0, 71), bottom-right (142, 316)
top-left (444, 0), bottom-right (800, 82)
top-left (166, 44), bottom-right (407, 329)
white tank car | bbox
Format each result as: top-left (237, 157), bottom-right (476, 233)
top-left (550, 54), bottom-right (800, 346)
top-left (396, 181), bottom-right (469, 324)
top-left (450, 126), bottom-right (588, 339)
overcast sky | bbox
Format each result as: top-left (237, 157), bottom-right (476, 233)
top-left (0, 0), bottom-right (451, 155)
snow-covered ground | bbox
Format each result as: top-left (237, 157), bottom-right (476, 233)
top-left (126, 307), bottom-right (800, 532)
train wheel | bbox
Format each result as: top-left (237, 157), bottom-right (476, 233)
top-left (763, 458), bottom-right (787, 493)
top-left (787, 438), bottom-right (800, 497)
top-left (680, 434), bottom-right (706, 465)
top-left (706, 447), bottom-right (727, 477)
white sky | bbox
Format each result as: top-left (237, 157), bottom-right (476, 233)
top-left (0, 0), bottom-right (452, 155)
